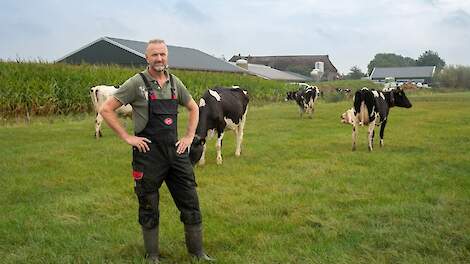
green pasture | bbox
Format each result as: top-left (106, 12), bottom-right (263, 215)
top-left (1, 92), bottom-right (469, 263)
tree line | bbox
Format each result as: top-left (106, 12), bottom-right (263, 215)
top-left (344, 50), bottom-right (445, 79)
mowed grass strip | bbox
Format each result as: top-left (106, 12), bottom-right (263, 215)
top-left (1, 92), bottom-right (469, 263)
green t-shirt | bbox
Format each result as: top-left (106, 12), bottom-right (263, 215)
top-left (113, 68), bottom-right (192, 133)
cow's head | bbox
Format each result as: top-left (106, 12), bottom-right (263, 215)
top-left (392, 87), bottom-right (412, 108)
top-left (341, 108), bottom-right (355, 125)
top-left (189, 135), bottom-right (206, 165)
top-left (285, 91), bottom-right (297, 101)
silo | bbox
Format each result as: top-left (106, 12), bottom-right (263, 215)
top-left (236, 59), bottom-right (248, 70)
top-left (310, 69), bottom-right (323, 82)
top-left (315, 61), bottom-right (324, 73)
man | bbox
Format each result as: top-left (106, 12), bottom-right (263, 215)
top-left (100, 39), bottom-right (213, 263)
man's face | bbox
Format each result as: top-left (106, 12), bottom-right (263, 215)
top-left (146, 43), bottom-right (168, 72)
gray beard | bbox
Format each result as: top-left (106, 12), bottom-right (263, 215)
top-left (154, 65), bottom-right (168, 72)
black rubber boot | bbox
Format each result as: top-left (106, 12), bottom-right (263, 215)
top-left (142, 226), bottom-right (159, 264)
top-left (184, 224), bottom-right (215, 262)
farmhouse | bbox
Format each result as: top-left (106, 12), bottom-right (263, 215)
top-left (369, 66), bottom-right (436, 85)
top-left (56, 36), bottom-right (246, 73)
top-left (229, 54), bottom-right (340, 81)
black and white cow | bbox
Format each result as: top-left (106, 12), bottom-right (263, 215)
top-left (189, 87), bottom-right (249, 165)
top-left (285, 85), bottom-right (320, 118)
top-left (336, 88), bottom-right (351, 94)
top-left (90, 85), bottom-right (132, 139)
top-left (351, 87), bottom-right (412, 151)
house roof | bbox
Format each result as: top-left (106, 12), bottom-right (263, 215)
top-left (57, 37), bottom-right (246, 73)
top-left (370, 66), bottom-right (436, 79)
top-left (229, 62), bottom-right (312, 82)
top-left (229, 55), bottom-right (339, 74)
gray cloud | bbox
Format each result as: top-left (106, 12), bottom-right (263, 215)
top-left (442, 9), bottom-right (470, 27)
top-left (1, 0), bottom-right (469, 73)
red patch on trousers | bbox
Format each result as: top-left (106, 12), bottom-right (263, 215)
top-left (164, 118), bottom-right (173, 125)
top-left (132, 170), bottom-right (143, 180)
top-left (150, 93), bottom-right (157, 100)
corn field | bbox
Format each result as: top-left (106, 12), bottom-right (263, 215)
top-left (0, 61), bottom-right (384, 120)
top-left (0, 61), bottom-right (296, 120)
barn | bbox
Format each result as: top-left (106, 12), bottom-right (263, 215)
top-left (56, 36), bottom-right (246, 73)
top-left (369, 66), bottom-right (436, 85)
top-left (229, 55), bottom-right (339, 81)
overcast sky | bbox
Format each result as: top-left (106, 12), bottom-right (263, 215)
top-left (1, 0), bottom-right (469, 74)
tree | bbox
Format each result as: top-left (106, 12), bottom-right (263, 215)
top-left (345, 66), bottom-right (366, 79)
top-left (416, 50), bottom-right (445, 70)
top-left (367, 53), bottom-right (416, 74)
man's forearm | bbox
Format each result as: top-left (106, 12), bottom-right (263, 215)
top-left (185, 108), bottom-right (198, 137)
top-left (100, 108), bottom-right (130, 141)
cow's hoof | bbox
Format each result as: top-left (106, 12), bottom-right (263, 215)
top-left (198, 160), bottom-right (206, 166)
top-left (216, 159), bottom-right (223, 165)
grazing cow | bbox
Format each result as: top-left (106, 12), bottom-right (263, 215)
top-left (336, 88), bottom-right (351, 94)
top-left (90, 85), bottom-right (132, 139)
top-left (350, 87), bottom-right (412, 151)
top-left (285, 85), bottom-right (320, 118)
top-left (189, 87), bottom-right (249, 165)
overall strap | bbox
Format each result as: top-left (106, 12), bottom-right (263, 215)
top-left (169, 74), bottom-right (176, 99)
top-left (138, 72), bottom-right (151, 91)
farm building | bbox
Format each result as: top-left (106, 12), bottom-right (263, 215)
top-left (229, 54), bottom-right (340, 81)
top-left (56, 37), bottom-right (246, 73)
top-left (369, 66), bottom-right (436, 84)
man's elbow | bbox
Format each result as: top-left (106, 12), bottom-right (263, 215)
top-left (99, 103), bottom-right (114, 116)
top-left (188, 100), bottom-right (199, 114)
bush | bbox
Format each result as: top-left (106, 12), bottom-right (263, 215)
top-left (436, 65), bottom-right (470, 89)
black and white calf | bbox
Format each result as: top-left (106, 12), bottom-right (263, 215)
top-left (285, 85), bottom-right (320, 118)
top-left (351, 87), bottom-right (412, 151)
top-left (189, 87), bottom-right (249, 165)
top-left (90, 85), bottom-right (132, 139)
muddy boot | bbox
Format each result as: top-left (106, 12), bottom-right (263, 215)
top-left (142, 226), bottom-right (159, 263)
top-left (184, 224), bottom-right (215, 262)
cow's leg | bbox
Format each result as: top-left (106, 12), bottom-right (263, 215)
top-left (216, 132), bottom-right (225, 165)
top-left (308, 101), bottom-right (314, 118)
top-left (235, 113), bottom-right (247, 157)
top-left (379, 120), bottom-right (387, 147)
top-left (95, 113), bottom-right (103, 139)
top-left (371, 129), bottom-right (375, 147)
top-left (198, 144), bottom-right (207, 166)
top-left (368, 122), bottom-right (376, 151)
top-left (352, 119), bottom-right (358, 151)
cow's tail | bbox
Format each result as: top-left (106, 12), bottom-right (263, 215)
top-left (90, 87), bottom-right (100, 113)
top-left (353, 90), bottom-right (368, 125)
top-left (353, 90), bottom-right (363, 115)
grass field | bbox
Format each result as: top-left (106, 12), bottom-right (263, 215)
top-left (1, 92), bottom-right (469, 263)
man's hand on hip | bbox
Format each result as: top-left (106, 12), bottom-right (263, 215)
top-left (125, 135), bottom-right (152, 152)
top-left (176, 135), bottom-right (194, 154)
